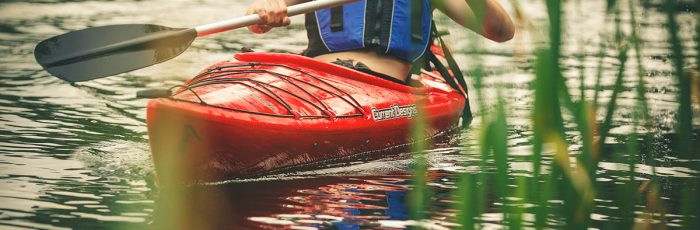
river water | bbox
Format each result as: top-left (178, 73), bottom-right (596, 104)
top-left (0, 0), bottom-right (698, 229)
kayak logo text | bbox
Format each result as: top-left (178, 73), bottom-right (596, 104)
top-left (371, 104), bottom-right (418, 122)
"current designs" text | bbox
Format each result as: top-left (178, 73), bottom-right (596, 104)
top-left (371, 104), bottom-right (418, 122)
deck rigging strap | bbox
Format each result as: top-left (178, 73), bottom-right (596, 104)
top-left (170, 63), bottom-right (365, 119)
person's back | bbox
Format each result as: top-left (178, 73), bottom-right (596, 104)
top-left (246, 0), bottom-right (514, 83)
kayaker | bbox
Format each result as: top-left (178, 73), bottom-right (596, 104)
top-left (246, 0), bottom-right (514, 84)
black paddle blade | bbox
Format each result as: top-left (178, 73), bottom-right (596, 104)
top-left (34, 24), bottom-right (196, 82)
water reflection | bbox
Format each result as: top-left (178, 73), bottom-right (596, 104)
top-left (154, 176), bottom-right (425, 229)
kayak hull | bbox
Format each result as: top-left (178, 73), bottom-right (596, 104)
top-left (146, 53), bottom-right (465, 183)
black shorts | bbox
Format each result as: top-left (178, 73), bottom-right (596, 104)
top-left (331, 59), bottom-right (408, 85)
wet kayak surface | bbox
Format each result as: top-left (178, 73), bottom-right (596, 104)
top-left (0, 0), bottom-right (698, 229)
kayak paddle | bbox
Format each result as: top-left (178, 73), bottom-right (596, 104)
top-left (34, 0), bottom-right (357, 83)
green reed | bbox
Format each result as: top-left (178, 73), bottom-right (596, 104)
top-left (626, 0), bottom-right (670, 228)
top-left (451, 1), bottom-right (489, 228)
top-left (665, 1), bottom-right (692, 159)
top-left (409, 94), bottom-right (431, 224)
top-left (592, 36), bottom-right (608, 107)
top-left (599, 6), bottom-right (628, 159)
top-left (694, 2), bottom-right (700, 227)
top-left (628, 0), bottom-right (652, 123)
top-left (664, 0), bottom-right (699, 228)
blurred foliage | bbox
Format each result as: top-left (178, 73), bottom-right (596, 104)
top-left (408, 0), bottom-right (697, 229)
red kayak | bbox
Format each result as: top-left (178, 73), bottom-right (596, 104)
top-left (146, 52), bottom-right (465, 184)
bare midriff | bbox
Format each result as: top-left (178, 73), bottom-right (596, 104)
top-left (313, 48), bottom-right (412, 82)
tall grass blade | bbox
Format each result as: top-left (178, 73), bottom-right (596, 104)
top-left (454, 173), bottom-right (476, 230)
top-left (491, 96), bottom-right (510, 226)
top-left (664, 0), bottom-right (692, 159)
top-left (578, 44), bottom-right (586, 102)
top-left (509, 177), bottom-right (526, 230)
top-left (466, 2), bottom-right (489, 227)
top-left (626, 1), bottom-right (668, 227)
top-left (620, 119), bottom-right (639, 229)
top-left (598, 7), bottom-right (629, 154)
top-left (546, 0), bottom-right (562, 63)
top-left (532, 47), bottom-right (562, 229)
top-left (491, 97), bottom-right (509, 200)
top-left (606, 0), bottom-right (618, 12)
top-left (593, 39), bottom-right (607, 107)
top-left (408, 97), bottom-right (431, 224)
top-left (628, 0), bottom-right (652, 123)
top-left (663, 1), bottom-right (697, 228)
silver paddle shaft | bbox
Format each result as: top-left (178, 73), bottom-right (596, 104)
top-left (195, 0), bottom-right (357, 37)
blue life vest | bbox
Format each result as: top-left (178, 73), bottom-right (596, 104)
top-left (304, 0), bottom-right (432, 62)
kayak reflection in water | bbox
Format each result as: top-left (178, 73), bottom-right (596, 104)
top-left (246, 0), bottom-right (514, 83)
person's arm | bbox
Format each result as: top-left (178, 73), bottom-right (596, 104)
top-left (433, 0), bottom-right (514, 42)
top-left (246, 0), bottom-right (310, 34)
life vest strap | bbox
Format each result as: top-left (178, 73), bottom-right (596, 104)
top-left (330, 6), bottom-right (344, 32)
top-left (411, 0), bottom-right (423, 42)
